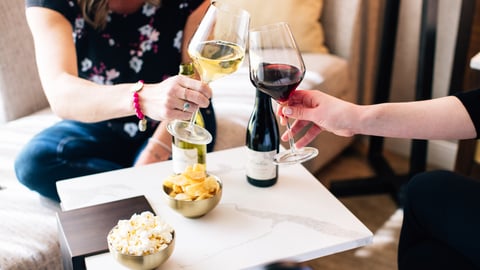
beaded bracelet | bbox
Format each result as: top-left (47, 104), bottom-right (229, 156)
top-left (131, 80), bottom-right (147, 132)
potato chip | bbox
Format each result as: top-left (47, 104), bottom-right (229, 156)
top-left (163, 163), bottom-right (219, 201)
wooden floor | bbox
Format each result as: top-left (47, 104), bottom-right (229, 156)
top-left (304, 140), bottom-right (410, 270)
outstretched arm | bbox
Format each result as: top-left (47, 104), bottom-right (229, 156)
top-left (278, 90), bottom-right (477, 148)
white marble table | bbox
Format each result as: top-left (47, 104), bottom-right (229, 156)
top-left (56, 146), bottom-right (373, 270)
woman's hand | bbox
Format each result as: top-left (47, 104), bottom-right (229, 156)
top-left (141, 75), bottom-right (212, 122)
top-left (277, 90), bottom-right (357, 148)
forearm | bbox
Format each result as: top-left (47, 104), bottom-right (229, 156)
top-left (27, 7), bottom-right (136, 122)
top-left (355, 96), bottom-right (476, 140)
top-left (46, 73), bottom-right (135, 122)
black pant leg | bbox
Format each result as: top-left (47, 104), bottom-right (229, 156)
top-left (398, 170), bottom-right (480, 269)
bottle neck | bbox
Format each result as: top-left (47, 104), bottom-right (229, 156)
top-left (255, 89), bottom-right (273, 108)
top-left (179, 63), bottom-right (195, 77)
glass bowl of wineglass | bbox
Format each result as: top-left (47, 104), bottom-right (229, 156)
top-left (167, 1), bottom-right (250, 145)
top-left (248, 22), bottom-right (319, 165)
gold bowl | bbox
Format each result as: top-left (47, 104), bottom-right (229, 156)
top-left (163, 174), bottom-right (222, 218)
top-left (107, 225), bottom-right (175, 270)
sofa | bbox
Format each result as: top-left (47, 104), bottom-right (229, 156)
top-left (0, 0), bottom-right (362, 269)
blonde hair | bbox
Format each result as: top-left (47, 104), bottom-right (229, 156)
top-left (77, 0), bottom-right (162, 29)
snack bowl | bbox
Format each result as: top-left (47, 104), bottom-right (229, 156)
top-left (163, 174), bottom-right (223, 218)
top-left (108, 232), bottom-right (175, 270)
top-left (107, 212), bottom-right (175, 270)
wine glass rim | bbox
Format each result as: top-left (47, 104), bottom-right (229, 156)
top-left (211, 1), bottom-right (250, 19)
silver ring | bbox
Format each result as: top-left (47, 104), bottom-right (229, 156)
top-left (182, 102), bottom-right (190, 112)
top-left (183, 87), bottom-right (188, 100)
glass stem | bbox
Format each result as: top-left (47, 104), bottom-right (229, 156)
top-left (285, 117), bottom-right (297, 152)
top-left (186, 81), bottom-right (209, 133)
top-left (187, 108), bottom-right (199, 131)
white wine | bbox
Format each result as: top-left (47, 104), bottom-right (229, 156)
top-left (172, 63), bottom-right (207, 173)
top-left (245, 89), bottom-right (279, 187)
top-left (189, 40), bottom-right (244, 83)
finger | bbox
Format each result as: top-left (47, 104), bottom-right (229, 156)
top-left (162, 104), bottom-right (198, 121)
top-left (176, 83), bottom-right (210, 108)
top-left (171, 95), bottom-right (196, 112)
top-left (176, 85), bottom-right (189, 101)
top-left (289, 119), bottom-right (310, 135)
top-left (178, 76), bottom-right (212, 99)
top-left (182, 87), bottom-right (188, 100)
top-left (280, 119), bottom-right (309, 141)
top-left (282, 106), bottom-right (303, 120)
top-left (295, 126), bottom-right (323, 149)
top-left (184, 90), bottom-right (211, 108)
top-left (279, 114), bottom-right (288, 126)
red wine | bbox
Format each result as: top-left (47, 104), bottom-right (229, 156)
top-left (245, 89), bottom-right (280, 187)
top-left (251, 63), bottom-right (303, 102)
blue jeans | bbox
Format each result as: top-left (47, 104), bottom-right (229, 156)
top-left (15, 104), bottom-right (216, 202)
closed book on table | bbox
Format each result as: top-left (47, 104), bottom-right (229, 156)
top-left (56, 195), bottom-right (155, 270)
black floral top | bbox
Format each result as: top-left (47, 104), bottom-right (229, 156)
top-left (25, 0), bottom-right (216, 149)
top-left (26, 0), bottom-right (203, 84)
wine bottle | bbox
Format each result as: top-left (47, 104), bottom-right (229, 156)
top-left (245, 88), bottom-right (280, 187)
top-left (172, 63), bottom-right (207, 173)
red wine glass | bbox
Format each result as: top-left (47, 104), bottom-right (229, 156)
top-left (249, 22), bottom-right (318, 165)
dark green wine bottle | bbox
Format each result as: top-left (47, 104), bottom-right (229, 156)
top-left (245, 89), bottom-right (280, 187)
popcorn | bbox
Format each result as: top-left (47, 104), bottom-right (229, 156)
top-left (107, 211), bottom-right (174, 256)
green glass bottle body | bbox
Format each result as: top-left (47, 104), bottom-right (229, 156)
top-left (245, 89), bottom-right (280, 187)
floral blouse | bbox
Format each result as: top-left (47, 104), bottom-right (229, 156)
top-left (25, 0), bottom-right (204, 84)
top-left (24, 0), bottom-right (217, 148)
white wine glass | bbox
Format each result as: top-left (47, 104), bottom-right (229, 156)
top-left (249, 22), bottom-right (318, 165)
top-left (167, 1), bottom-right (250, 144)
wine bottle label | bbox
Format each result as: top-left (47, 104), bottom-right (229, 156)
top-left (172, 144), bottom-right (204, 173)
top-left (245, 148), bottom-right (277, 180)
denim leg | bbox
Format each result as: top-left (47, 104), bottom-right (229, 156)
top-left (14, 119), bottom-right (152, 202)
top-left (398, 170), bottom-right (480, 269)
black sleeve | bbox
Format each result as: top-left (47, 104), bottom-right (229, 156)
top-left (25, 0), bottom-right (77, 23)
top-left (454, 89), bottom-right (480, 139)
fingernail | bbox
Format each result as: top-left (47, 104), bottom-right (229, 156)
top-left (283, 107), bottom-right (292, 115)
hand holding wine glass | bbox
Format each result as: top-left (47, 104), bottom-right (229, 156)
top-left (248, 22), bottom-right (318, 165)
top-left (167, 1), bottom-right (250, 144)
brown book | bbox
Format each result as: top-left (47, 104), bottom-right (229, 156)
top-left (56, 195), bottom-right (155, 270)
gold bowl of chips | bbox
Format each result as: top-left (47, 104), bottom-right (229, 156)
top-left (163, 164), bottom-right (222, 218)
top-left (107, 211), bottom-right (175, 270)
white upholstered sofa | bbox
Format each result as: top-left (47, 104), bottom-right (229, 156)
top-left (0, 0), bottom-right (361, 269)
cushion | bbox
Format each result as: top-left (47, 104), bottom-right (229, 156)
top-left (219, 0), bottom-right (328, 53)
top-left (0, 0), bottom-right (49, 123)
top-left (0, 109), bottom-right (62, 270)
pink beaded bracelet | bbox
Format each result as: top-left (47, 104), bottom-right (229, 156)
top-left (131, 80), bottom-right (147, 132)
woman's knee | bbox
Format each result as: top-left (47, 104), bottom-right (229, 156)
top-left (14, 143), bottom-right (50, 188)
top-left (405, 170), bottom-right (456, 200)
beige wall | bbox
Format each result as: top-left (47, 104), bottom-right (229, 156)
top-left (391, 0), bottom-right (461, 101)
top-left (357, 0), bottom-right (384, 105)
top-left (358, 0), bottom-right (463, 169)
